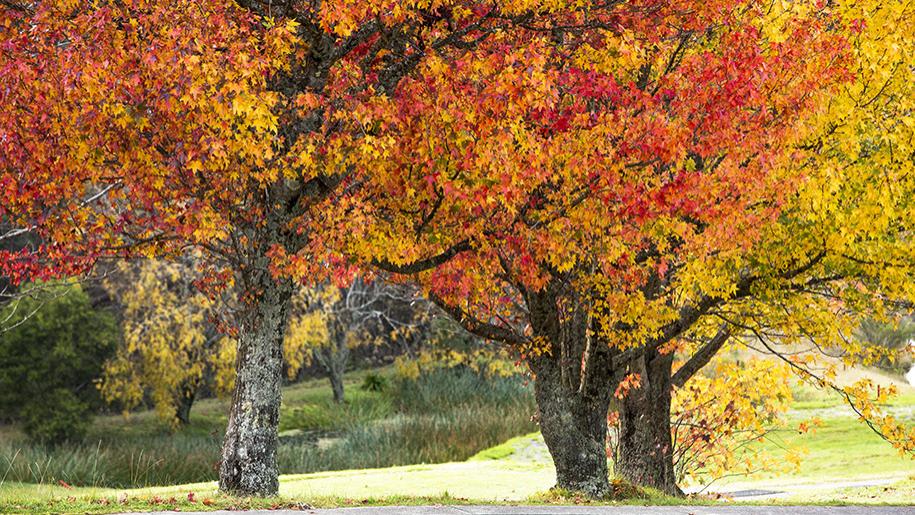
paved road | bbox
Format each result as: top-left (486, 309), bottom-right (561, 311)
top-left (139, 505), bottom-right (914, 515)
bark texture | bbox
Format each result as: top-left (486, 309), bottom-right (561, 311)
top-left (527, 285), bottom-right (614, 498)
top-left (613, 351), bottom-right (682, 496)
top-left (328, 363), bottom-right (345, 404)
top-left (314, 336), bottom-right (349, 404)
top-left (218, 277), bottom-right (292, 497)
top-left (533, 354), bottom-right (613, 497)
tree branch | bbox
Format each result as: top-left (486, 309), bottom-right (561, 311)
top-left (671, 324), bottom-right (731, 388)
top-left (372, 239), bottom-right (471, 274)
top-left (427, 291), bottom-right (526, 345)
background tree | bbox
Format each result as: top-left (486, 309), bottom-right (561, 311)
top-left (393, 315), bottom-right (518, 382)
top-left (101, 256), bottom-right (337, 426)
top-left (286, 278), bottom-right (431, 404)
top-left (100, 258), bottom-right (237, 428)
top-left (0, 282), bottom-right (117, 444)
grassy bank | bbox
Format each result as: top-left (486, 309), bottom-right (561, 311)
top-left (2, 362), bottom-right (912, 512)
top-left (2, 427), bottom-right (912, 514)
top-left (0, 367), bottom-right (537, 488)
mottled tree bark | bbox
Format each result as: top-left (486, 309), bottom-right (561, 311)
top-left (526, 285), bottom-right (615, 498)
top-left (218, 277), bottom-right (292, 497)
top-left (533, 354), bottom-right (613, 497)
top-left (613, 351), bottom-right (682, 496)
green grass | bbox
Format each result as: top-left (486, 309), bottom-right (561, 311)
top-left (694, 412), bottom-right (915, 493)
top-left (778, 477), bottom-right (915, 505)
top-left (2, 417), bottom-right (913, 513)
top-left (683, 372), bottom-right (915, 499)
top-left (2, 362), bottom-right (912, 511)
top-left (468, 433), bottom-right (536, 462)
top-left (0, 367), bottom-right (537, 489)
top-left (0, 438), bottom-right (682, 514)
top-left (2, 435), bottom-right (911, 514)
top-left (757, 415), bottom-right (914, 481)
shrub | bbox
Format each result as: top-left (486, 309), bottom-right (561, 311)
top-left (360, 371), bottom-right (388, 392)
top-left (20, 389), bottom-right (92, 444)
top-left (0, 282), bottom-right (118, 440)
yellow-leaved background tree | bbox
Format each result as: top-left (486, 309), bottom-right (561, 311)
top-left (101, 258), bottom-right (317, 428)
top-left (100, 258), bottom-right (237, 428)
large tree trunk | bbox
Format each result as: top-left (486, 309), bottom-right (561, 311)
top-left (533, 354), bottom-right (613, 497)
top-left (219, 278), bottom-right (292, 497)
top-left (613, 351), bottom-right (682, 496)
top-left (524, 283), bottom-right (615, 498)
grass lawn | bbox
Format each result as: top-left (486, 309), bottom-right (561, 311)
top-left (752, 413), bottom-right (914, 482)
top-left (2, 363), bottom-right (912, 512)
top-left (0, 366), bottom-right (537, 489)
top-left (3, 415), bottom-right (913, 513)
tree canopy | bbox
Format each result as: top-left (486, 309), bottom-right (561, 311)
top-left (1, 0), bottom-right (912, 498)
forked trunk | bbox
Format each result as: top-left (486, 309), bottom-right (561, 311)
top-left (329, 367), bottom-right (345, 404)
top-left (613, 352), bottom-right (682, 496)
top-left (315, 336), bottom-right (349, 404)
top-left (218, 278), bottom-right (292, 497)
top-left (532, 354), bottom-right (613, 498)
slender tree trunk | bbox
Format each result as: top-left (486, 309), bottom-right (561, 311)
top-left (328, 368), bottom-right (345, 404)
top-left (316, 334), bottom-right (349, 404)
top-left (330, 337), bottom-right (348, 404)
top-left (174, 382), bottom-right (197, 427)
top-left (532, 354), bottom-right (613, 498)
top-left (219, 278), bottom-right (292, 497)
top-left (613, 351), bottom-right (682, 496)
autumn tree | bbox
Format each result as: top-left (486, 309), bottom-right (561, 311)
top-left (0, 0), bottom-right (655, 496)
top-left (101, 256), bottom-right (344, 427)
top-left (100, 258), bottom-right (237, 428)
top-left (350, 0), bottom-right (915, 497)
